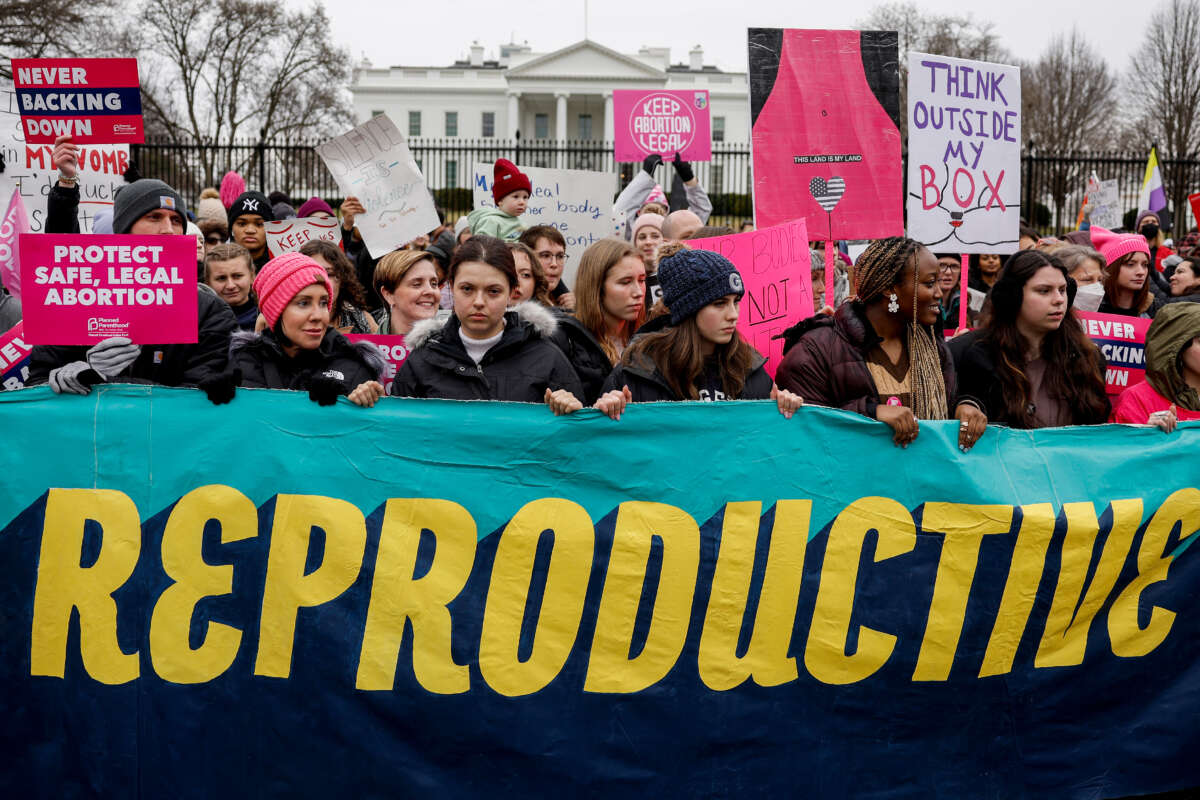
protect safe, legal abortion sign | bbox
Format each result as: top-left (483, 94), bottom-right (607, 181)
top-left (612, 90), bottom-right (712, 162)
top-left (11, 58), bottom-right (143, 144)
top-left (19, 234), bottom-right (197, 344)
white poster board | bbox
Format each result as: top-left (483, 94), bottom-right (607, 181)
top-left (316, 114), bottom-right (439, 258)
top-left (472, 163), bottom-right (615, 287)
top-left (1088, 173), bottom-right (1122, 231)
top-left (906, 53), bottom-right (1021, 253)
top-left (0, 84), bottom-right (129, 233)
top-left (265, 216), bottom-right (341, 256)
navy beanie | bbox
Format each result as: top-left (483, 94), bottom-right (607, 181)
top-left (658, 248), bottom-right (745, 324)
top-left (228, 191), bottom-right (274, 229)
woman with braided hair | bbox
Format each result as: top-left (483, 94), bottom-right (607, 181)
top-left (776, 236), bottom-right (987, 449)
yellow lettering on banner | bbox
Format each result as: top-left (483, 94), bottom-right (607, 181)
top-left (912, 503), bottom-right (1013, 681)
top-left (255, 495), bottom-right (366, 678)
top-left (1035, 500), bottom-right (1142, 668)
top-left (804, 497), bottom-right (915, 685)
top-left (30, 488), bottom-right (141, 684)
top-left (149, 485), bottom-right (257, 683)
top-left (978, 504), bottom-right (1055, 677)
top-left (479, 498), bottom-right (593, 697)
top-left (1108, 489), bottom-right (1200, 657)
top-left (584, 502), bottom-right (700, 693)
top-left (697, 500), bottom-right (809, 691)
top-left (357, 499), bottom-right (476, 693)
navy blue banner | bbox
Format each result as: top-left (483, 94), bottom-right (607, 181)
top-left (16, 87), bottom-right (142, 116)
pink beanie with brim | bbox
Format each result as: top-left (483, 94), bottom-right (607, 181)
top-left (1090, 225), bottom-right (1150, 266)
top-left (253, 253), bottom-right (335, 328)
top-left (632, 212), bottom-right (664, 237)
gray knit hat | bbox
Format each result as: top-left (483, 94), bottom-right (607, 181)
top-left (112, 179), bottom-right (188, 234)
top-left (658, 247), bottom-right (745, 325)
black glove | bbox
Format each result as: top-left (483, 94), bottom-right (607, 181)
top-left (198, 368), bottom-right (241, 405)
top-left (641, 153), bottom-right (663, 176)
top-left (673, 153), bottom-right (694, 183)
top-left (308, 374), bottom-right (345, 406)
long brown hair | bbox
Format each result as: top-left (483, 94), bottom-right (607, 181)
top-left (299, 239), bottom-right (368, 320)
top-left (622, 316), bottom-right (756, 400)
top-left (507, 241), bottom-right (552, 306)
top-left (984, 249), bottom-right (1109, 426)
top-left (1102, 252), bottom-right (1152, 313)
top-left (575, 238), bottom-right (645, 363)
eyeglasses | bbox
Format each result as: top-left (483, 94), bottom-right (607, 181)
top-left (537, 251), bottom-right (569, 264)
top-left (937, 263), bottom-right (960, 272)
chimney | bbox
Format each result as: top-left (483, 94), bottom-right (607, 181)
top-left (469, 41), bottom-right (484, 67)
top-left (689, 45), bottom-right (703, 71)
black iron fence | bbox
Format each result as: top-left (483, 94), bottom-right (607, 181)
top-left (129, 137), bottom-right (1200, 236)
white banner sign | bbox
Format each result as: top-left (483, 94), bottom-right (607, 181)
top-left (265, 215), bottom-right (341, 256)
top-left (1088, 173), bottom-right (1122, 231)
top-left (472, 163), bottom-right (614, 287)
top-left (316, 115), bottom-right (439, 258)
top-left (906, 53), bottom-right (1021, 254)
top-left (0, 84), bottom-right (129, 233)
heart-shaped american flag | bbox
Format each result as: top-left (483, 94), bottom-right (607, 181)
top-left (809, 176), bottom-right (846, 212)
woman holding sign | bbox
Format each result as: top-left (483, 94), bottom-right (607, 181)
top-left (776, 237), bottom-right (981, 449)
top-left (955, 249), bottom-right (1109, 428)
top-left (1112, 302), bottom-right (1200, 430)
top-left (602, 246), bottom-right (802, 416)
top-left (227, 253), bottom-right (387, 407)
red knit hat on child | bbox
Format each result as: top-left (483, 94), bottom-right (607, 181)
top-left (1089, 226), bottom-right (1151, 267)
top-left (492, 158), bottom-right (532, 203)
top-left (253, 252), bottom-right (336, 328)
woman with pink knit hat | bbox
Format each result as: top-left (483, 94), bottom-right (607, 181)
top-left (228, 252), bottom-right (387, 406)
top-left (1090, 226), bottom-right (1163, 318)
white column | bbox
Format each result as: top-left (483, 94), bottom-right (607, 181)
top-left (555, 91), bottom-right (569, 167)
top-left (506, 91), bottom-right (521, 140)
top-left (603, 91), bottom-right (614, 143)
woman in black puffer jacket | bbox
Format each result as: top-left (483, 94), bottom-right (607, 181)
top-left (225, 253), bottom-right (386, 407)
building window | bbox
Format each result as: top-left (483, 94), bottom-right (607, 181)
top-left (713, 116), bottom-right (725, 143)
top-left (535, 113), bottom-right (549, 140)
top-left (445, 111), bottom-right (458, 137)
top-left (578, 114), bottom-right (593, 141)
top-left (482, 111), bottom-right (495, 138)
top-left (446, 160), bottom-right (458, 189)
top-left (408, 111), bottom-right (421, 137)
top-left (371, 109), bottom-right (384, 118)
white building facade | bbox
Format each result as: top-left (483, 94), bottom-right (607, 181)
top-left (351, 39), bottom-right (749, 144)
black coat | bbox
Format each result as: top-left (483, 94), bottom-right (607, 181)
top-left (390, 302), bottom-right (583, 402)
top-left (603, 349), bottom-right (774, 402)
top-left (28, 285), bottom-right (237, 388)
top-left (549, 313), bottom-right (614, 405)
top-left (229, 328), bottom-right (384, 393)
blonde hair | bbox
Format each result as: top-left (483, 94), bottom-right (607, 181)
top-left (374, 250), bottom-right (437, 298)
top-left (575, 238), bottom-right (645, 363)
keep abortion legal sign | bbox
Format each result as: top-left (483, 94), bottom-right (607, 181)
top-left (613, 90), bottom-right (711, 162)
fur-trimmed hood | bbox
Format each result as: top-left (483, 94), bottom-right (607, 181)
top-left (405, 301), bottom-right (559, 352)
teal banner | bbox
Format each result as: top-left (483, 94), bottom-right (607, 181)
top-left (1, 386), bottom-right (1198, 797)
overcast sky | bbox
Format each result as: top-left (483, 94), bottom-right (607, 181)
top-left (323, 0), bottom-right (1140, 75)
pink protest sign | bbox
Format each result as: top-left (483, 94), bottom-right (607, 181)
top-left (688, 218), bottom-right (813, 377)
top-left (0, 189), bottom-right (29, 301)
top-left (19, 234), bottom-right (197, 345)
top-left (747, 29), bottom-right (902, 239)
top-left (266, 216), bottom-right (342, 256)
top-left (0, 321), bottom-right (32, 390)
top-left (347, 334), bottom-right (409, 394)
top-left (12, 58), bottom-right (143, 144)
top-left (613, 90), bottom-right (711, 163)
top-left (1076, 310), bottom-right (1151, 396)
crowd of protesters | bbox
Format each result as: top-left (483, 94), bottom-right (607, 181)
top-left (2, 135), bottom-right (1197, 443)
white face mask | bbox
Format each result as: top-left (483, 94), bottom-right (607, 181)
top-left (1073, 281), bottom-right (1105, 312)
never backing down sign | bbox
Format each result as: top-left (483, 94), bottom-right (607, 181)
top-left (11, 58), bottom-right (143, 144)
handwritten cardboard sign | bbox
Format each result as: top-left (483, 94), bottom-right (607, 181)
top-left (11, 58), bottom-right (142, 144)
top-left (346, 334), bottom-right (409, 394)
top-left (1088, 174), bottom-right (1122, 231)
top-left (1076, 310), bottom-right (1150, 396)
top-left (0, 321), bottom-right (31, 390)
top-left (0, 83), bottom-right (130, 233)
top-left (266, 216), bottom-right (341, 257)
top-left (748, 29), bottom-right (903, 239)
top-left (472, 163), bottom-right (615, 288)
top-left (613, 90), bottom-right (711, 163)
top-left (316, 114), bottom-right (439, 259)
top-left (906, 52), bottom-right (1021, 253)
top-left (19, 234), bottom-right (198, 345)
top-left (687, 218), bottom-right (814, 377)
